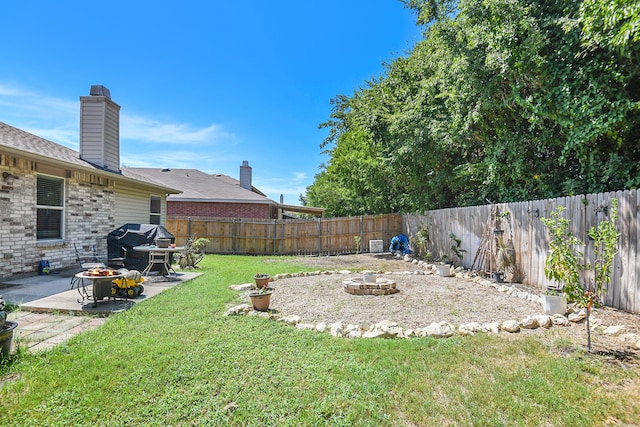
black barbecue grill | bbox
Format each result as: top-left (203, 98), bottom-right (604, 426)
top-left (107, 224), bottom-right (175, 272)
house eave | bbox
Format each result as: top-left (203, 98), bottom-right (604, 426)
top-left (0, 145), bottom-right (181, 194)
top-left (168, 197), bottom-right (275, 204)
top-left (277, 203), bottom-right (325, 217)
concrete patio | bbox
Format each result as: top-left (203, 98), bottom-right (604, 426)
top-left (1, 268), bottom-right (201, 352)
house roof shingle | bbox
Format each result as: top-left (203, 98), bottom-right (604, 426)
top-left (124, 168), bottom-right (275, 204)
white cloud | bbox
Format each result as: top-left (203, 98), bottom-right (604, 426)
top-left (0, 81), bottom-right (234, 149)
top-left (0, 82), bottom-right (79, 145)
top-left (120, 148), bottom-right (235, 173)
top-left (255, 171), bottom-right (311, 204)
top-left (121, 115), bottom-right (235, 145)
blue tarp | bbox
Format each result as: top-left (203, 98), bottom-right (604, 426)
top-left (389, 234), bottom-right (412, 254)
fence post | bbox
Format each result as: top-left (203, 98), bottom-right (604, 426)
top-left (318, 217), bottom-right (322, 256)
top-left (360, 215), bottom-right (364, 253)
top-left (232, 218), bottom-right (237, 254)
top-left (273, 220), bottom-right (277, 255)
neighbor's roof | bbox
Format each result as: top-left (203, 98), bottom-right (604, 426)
top-left (0, 121), bottom-right (181, 194)
top-left (124, 168), bottom-right (275, 204)
top-left (210, 172), bottom-right (268, 197)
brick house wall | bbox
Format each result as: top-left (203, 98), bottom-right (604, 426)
top-left (167, 201), bottom-right (276, 219)
top-left (0, 159), bottom-right (116, 278)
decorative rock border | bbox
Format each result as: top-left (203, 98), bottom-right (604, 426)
top-left (225, 254), bottom-right (639, 348)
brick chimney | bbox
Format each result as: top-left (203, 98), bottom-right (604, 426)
top-left (79, 85), bottom-right (121, 172)
top-left (239, 160), bottom-right (252, 190)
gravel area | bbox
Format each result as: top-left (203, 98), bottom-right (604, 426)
top-left (249, 253), bottom-right (640, 358)
top-left (270, 271), bottom-right (542, 329)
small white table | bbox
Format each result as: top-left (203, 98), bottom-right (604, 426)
top-left (133, 246), bottom-right (184, 281)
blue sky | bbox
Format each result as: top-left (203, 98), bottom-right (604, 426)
top-left (0, 1), bottom-right (421, 204)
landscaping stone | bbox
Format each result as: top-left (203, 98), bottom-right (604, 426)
top-left (416, 321), bottom-right (455, 338)
top-left (532, 314), bottom-right (552, 329)
top-left (278, 315), bottom-right (301, 325)
top-left (329, 322), bottom-right (344, 337)
top-left (229, 283), bottom-right (254, 291)
top-left (618, 333), bottom-right (640, 344)
top-left (363, 320), bottom-right (404, 339)
top-left (552, 314), bottom-right (570, 326)
top-left (569, 310), bottom-right (587, 323)
top-left (520, 317), bottom-right (540, 329)
top-left (481, 322), bottom-right (501, 333)
top-left (295, 323), bottom-right (315, 330)
top-left (603, 325), bottom-right (625, 336)
top-left (345, 324), bottom-right (362, 339)
top-left (459, 322), bottom-right (482, 336)
top-left (501, 320), bottom-right (521, 333)
top-left (224, 304), bottom-right (252, 316)
top-left (590, 317), bottom-right (604, 330)
top-left (315, 322), bottom-right (327, 332)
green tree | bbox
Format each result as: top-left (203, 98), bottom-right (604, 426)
top-left (305, 0), bottom-right (640, 216)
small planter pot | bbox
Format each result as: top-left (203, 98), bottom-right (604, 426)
top-left (541, 294), bottom-right (567, 315)
top-left (254, 274), bottom-right (271, 289)
top-left (155, 238), bottom-right (171, 248)
top-left (249, 288), bottom-right (273, 311)
top-left (437, 265), bottom-right (451, 277)
top-left (0, 320), bottom-right (18, 360)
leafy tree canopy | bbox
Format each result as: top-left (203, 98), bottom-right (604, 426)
top-left (304, 0), bottom-right (640, 217)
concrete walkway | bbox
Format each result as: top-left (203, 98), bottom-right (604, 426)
top-left (7, 311), bottom-right (108, 352)
top-left (2, 269), bottom-right (200, 353)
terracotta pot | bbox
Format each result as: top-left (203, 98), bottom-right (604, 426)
top-left (249, 289), bottom-right (273, 311)
top-left (254, 274), bottom-right (271, 289)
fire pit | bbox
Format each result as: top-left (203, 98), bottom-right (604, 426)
top-left (343, 275), bottom-right (398, 296)
top-left (75, 268), bottom-right (124, 307)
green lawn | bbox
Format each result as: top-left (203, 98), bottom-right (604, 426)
top-left (1, 255), bottom-right (638, 426)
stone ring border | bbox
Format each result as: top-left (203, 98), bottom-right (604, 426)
top-left (224, 256), bottom-right (632, 342)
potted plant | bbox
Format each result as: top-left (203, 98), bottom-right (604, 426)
top-left (411, 223), bottom-right (431, 260)
top-left (448, 233), bottom-right (466, 267)
top-left (253, 273), bottom-right (271, 289)
top-left (540, 206), bottom-right (582, 314)
top-left (176, 235), bottom-right (210, 269)
top-left (541, 285), bottom-right (567, 315)
top-left (249, 286), bottom-right (274, 311)
top-left (0, 295), bottom-right (18, 360)
top-left (494, 234), bottom-right (515, 283)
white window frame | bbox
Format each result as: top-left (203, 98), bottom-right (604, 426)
top-left (36, 174), bottom-right (65, 241)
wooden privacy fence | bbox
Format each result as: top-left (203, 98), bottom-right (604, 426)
top-left (404, 189), bottom-right (640, 314)
top-left (166, 213), bottom-right (403, 256)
